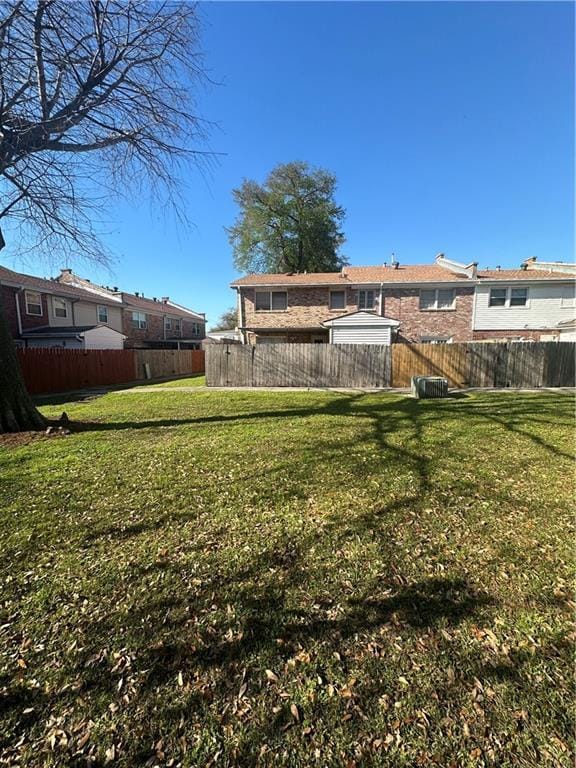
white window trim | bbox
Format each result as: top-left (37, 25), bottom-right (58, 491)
top-left (53, 297), bottom-right (69, 319)
top-left (488, 286), bottom-right (530, 309)
top-left (25, 291), bottom-right (43, 316)
top-left (329, 289), bottom-right (347, 311)
top-left (254, 290), bottom-right (288, 312)
top-left (357, 289), bottom-right (376, 311)
top-left (419, 288), bottom-right (456, 311)
top-left (97, 305), bottom-right (109, 323)
top-left (132, 310), bottom-right (147, 329)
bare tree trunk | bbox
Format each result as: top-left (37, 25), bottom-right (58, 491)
top-left (0, 295), bottom-right (46, 433)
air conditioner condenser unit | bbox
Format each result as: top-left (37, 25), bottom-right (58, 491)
top-left (411, 376), bottom-right (449, 398)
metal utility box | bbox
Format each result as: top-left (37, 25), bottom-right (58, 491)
top-left (411, 376), bottom-right (449, 398)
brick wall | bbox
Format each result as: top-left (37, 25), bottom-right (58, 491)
top-left (11, 290), bottom-right (51, 332)
top-left (242, 286), bottom-right (357, 329)
top-left (384, 287), bottom-right (474, 342)
top-left (123, 309), bottom-right (206, 346)
top-left (1, 285), bottom-right (20, 336)
top-left (241, 284), bottom-right (475, 342)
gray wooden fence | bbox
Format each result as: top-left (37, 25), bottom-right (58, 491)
top-left (206, 343), bottom-right (392, 388)
top-left (206, 342), bottom-right (575, 389)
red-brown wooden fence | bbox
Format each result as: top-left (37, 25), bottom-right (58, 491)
top-left (16, 348), bottom-right (205, 394)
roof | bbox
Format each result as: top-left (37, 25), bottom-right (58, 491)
top-left (231, 264), bottom-right (575, 287)
top-left (120, 291), bottom-right (205, 320)
top-left (21, 324), bottom-right (123, 337)
top-left (322, 310), bottom-right (400, 327)
top-left (0, 266), bottom-right (121, 305)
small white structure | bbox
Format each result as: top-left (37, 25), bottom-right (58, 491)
top-left (322, 311), bottom-right (399, 345)
top-left (21, 324), bottom-right (126, 349)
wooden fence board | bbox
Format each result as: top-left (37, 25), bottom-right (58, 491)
top-left (206, 343), bottom-right (392, 388)
top-left (17, 348), bottom-right (205, 394)
top-left (206, 342), bottom-right (575, 390)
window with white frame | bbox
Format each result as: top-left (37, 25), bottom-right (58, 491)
top-left (419, 288), bottom-right (455, 310)
top-left (132, 311), bottom-right (147, 329)
top-left (165, 317), bottom-right (182, 334)
top-left (255, 290), bottom-right (288, 311)
top-left (97, 305), bottom-right (108, 323)
top-left (53, 298), bottom-right (68, 318)
top-left (329, 289), bottom-right (346, 310)
top-left (25, 291), bottom-right (43, 316)
top-left (489, 287), bottom-right (528, 308)
top-left (190, 322), bottom-right (201, 335)
top-left (358, 289), bottom-right (375, 310)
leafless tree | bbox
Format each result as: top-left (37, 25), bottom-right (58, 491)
top-left (0, 0), bottom-right (213, 432)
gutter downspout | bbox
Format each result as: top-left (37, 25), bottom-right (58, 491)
top-left (14, 288), bottom-right (23, 336)
top-left (236, 287), bottom-right (246, 344)
top-left (379, 282), bottom-right (384, 316)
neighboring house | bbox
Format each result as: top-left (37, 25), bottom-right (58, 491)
top-left (0, 265), bottom-right (125, 349)
top-left (57, 269), bottom-right (206, 349)
top-left (204, 330), bottom-right (242, 345)
top-left (231, 255), bottom-right (575, 345)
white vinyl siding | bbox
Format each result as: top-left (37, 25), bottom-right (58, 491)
top-left (332, 325), bottom-right (392, 345)
top-left (83, 326), bottom-right (125, 350)
top-left (25, 291), bottom-right (43, 316)
top-left (474, 283), bottom-right (576, 330)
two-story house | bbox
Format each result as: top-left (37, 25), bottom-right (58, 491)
top-left (0, 265), bottom-right (125, 348)
top-left (57, 270), bottom-right (206, 349)
top-left (231, 255), bottom-right (575, 344)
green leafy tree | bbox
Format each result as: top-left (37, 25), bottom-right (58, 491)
top-left (227, 161), bottom-right (346, 274)
top-left (210, 306), bottom-right (237, 332)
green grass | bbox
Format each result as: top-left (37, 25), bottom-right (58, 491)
top-left (0, 389), bottom-right (573, 767)
top-left (149, 374), bottom-right (206, 388)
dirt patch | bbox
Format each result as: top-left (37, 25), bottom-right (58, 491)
top-left (0, 431), bottom-right (46, 449)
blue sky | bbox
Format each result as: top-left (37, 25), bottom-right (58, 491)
top-left (6, 1), bottom-right (574, 326)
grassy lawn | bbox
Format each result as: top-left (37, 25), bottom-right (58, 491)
top-left (0, 389), bottom-right (573, 767)
top-left (149, 374), bottom-right (206, 388)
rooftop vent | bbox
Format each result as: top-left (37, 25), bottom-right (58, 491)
top-left (135, 291), bottom-right (139, 297)
top-left (162, 296), bottom-right (169, 303)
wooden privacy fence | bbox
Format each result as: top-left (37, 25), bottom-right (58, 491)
top-left (17, 348), bottom-right (205, 394)
top-left (134, 349), bottom-right (205, 380)
top-left (206, 343), bottom-right (392, 388)
top-left (391, 342), bottom-right (575, 388)
top-left (206, 342), bottom-right (575, 390)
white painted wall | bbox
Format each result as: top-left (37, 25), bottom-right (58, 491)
top-left (75, 301), bottom-right (123, 332)
top-left (83, 326), bottom-right (125, 349)
top-left (474, 282), bottom-right (576, 330)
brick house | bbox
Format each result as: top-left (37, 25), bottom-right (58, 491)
top-left (57, 270), bottom-right (206, 348)
top-left (231, 255), bottom-right (575, 344)
top-left (0, 265), bottom-right (125, 348)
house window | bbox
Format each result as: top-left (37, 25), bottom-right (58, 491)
top-left (358, 290), bottom-right (375, 310)
top-left (25, 291), bottom-right (43, 316)
top-left (97, 305), bottom-right (108, 323)
top-left (419, 288), bottom-right (455, 310)
top-left (190, 322), bottom-right (202, 336)
top-left (255, 290), bottom-right (288, 311)
top-left (421, 336), bottom-right (453, 344)
top-left (560, 286), bottom-right (576, 308)
top-left (132, 311), bottom-right (147, 329)
top-left (329, 290), bottom-right (346, 310)
top-left (165, 317), bottom-right (172, 331)
top-left (489, 287), bottom-right (529, 308)
top-left (53, 298), bottom-right (68, 318)
top-left (510, 288), bottom-right (528, 307)
top-left (488, 288), bottom-right (507, 307)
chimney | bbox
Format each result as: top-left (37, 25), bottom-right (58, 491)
top-left (340, 268), bottom-right (347, 279)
